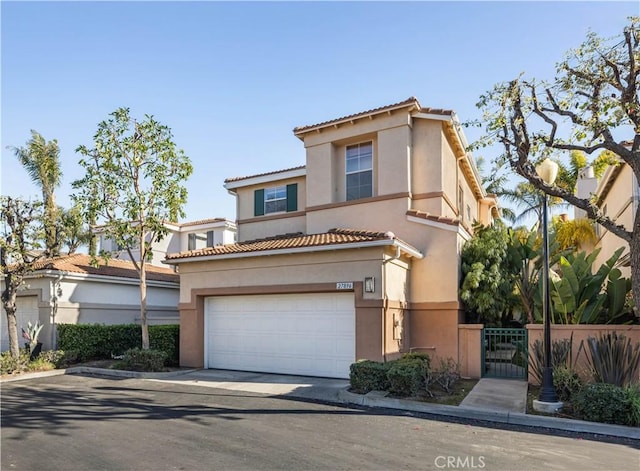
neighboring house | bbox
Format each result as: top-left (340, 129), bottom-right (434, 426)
top-left (588, 159), bottom-right (637, 276)
top-left (165, 97), bottom-right (499, 379)
top-left (1, 218), bottom-right (235, 353)
top-left (98, 218), bottom-right (237, 266)
top-left (0, 254), bottom-right (179, 352)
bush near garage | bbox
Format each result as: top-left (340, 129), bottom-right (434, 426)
top-left (349, 360), bottom-right (391, 393)
top-left (57, 324), bottom-right (179, 365)
top-left (115, 348), bottom-right (168, 372)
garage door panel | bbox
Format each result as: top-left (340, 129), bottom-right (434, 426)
top-left (205, 293), bottom-right (355, 378)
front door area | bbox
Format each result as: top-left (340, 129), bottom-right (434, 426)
top-left (481, 328), bottom-right (528, 380)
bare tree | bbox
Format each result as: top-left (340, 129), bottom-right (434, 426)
top-left (474, 18), bottom-right (639, 315)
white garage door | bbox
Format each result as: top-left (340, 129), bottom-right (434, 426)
top-left (205, 293), bottom-right (355, 379)
top-left (1, 296), bottom-right (39, 352)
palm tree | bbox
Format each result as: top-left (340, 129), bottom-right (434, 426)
top-left (10, 130), bottom-right (63, 257)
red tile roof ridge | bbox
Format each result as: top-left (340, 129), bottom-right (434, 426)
top-left (406, 209), bottom-right (459, 226)
top-left (165, 228), bottom-right (406, 261)
top-left (31, 253), bottom-right (178, 282)
top-left (178, 218), bottom-right (229, 227)
top-left (293, 97), bottom-right (420, 134)
top-left (224, 165), bottom-right (306, 184)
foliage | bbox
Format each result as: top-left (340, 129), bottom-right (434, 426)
top-left (581, 332), bottom-right (640, 387)
top-left (349, 360), bottom-right (391, 394)
top-left (625, 384), bottom-right (640, 427)
top-left (57, 324), bottom-right (179, 364)
top-left (0, 197), bottom-right (46, 359)
top-left (433, 357), bottom-right (461, 394)
top-left (58, 204), bottom-right (92, 255)
top-left (549, 248), bottom-right (632, 324)
top-left (471, 18), bottom-right (640, 318)
top-left (9, 130), bottom-right (63, 257)
top-left (0, 349), bottom-right (31, 375)
top-left (507, 227), bottom-right (543, 324)
top-left (117, 348), bottom-right (168, 372)
top-left (529, 335), bottom-right (574, 385)
top-left (21, 321), bottom-right (43, 352)
top-left (572, 383), bottom-right (632, 425)
top-left (552, 217), bottom-right (597, 251)
top-left (460, 221), bottom-right (518, 324)
top-left (552, 365), bottom-right (583, 402)
top-left (72, 108), bottom-right (193, 350)
top-left (386, 358), bottom-right (428, 397)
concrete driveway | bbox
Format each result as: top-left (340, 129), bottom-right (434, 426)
top-left (2, 374), bottom-right (638, 471)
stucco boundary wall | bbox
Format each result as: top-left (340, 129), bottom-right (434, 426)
top-left (526, 324), bottom-right (640, 385)
top-left (457, 324), bottom-right (483, 379)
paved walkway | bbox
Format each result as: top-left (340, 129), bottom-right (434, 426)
top-left (460, 378), bottom-right (528, 413)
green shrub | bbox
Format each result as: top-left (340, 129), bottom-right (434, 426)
top-left (0, 350), bottom-right (30, 375)
top-left (400, 352), bottom-right (432, 366)
top-left (57, 324), bottom-right (179, 364)
top-left (529, 335), bottom-right (573, 385)
top-left (387, 358), bottom-right (429, 397)
top-left (349, 360), bottom-right (390, 393)
top-left (581, 332), bottom-right (640, 387)
top-left (27, 356), bottom-right (56, 372)
top-left (553, 366), bottom-right (583, 402)
top-left (149, 325), bottom-right (180, 366)
top-left (119, 348), bottom-right (168, 372)
top-left (624, 384), bottom-right (640, 427)
top-left (573, 383), bottom-right (631, 425)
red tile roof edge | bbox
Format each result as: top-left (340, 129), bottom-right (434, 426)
top-left (293, 97), bottom-right (421, 134)
top-left (31, 253), bottom-right (179, 283)
top-left (165, 228), bottom-right (412, 261)
top-left (406, 209), bottom-right (459, 226)
top-left (224, 165), bottom-right (306, 184)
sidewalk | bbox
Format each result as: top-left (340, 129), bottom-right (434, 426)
top-left (3, 367), bottom-right (639, 440)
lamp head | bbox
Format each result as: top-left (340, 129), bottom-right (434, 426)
top-left (535, 158), bottom-right (559, 185)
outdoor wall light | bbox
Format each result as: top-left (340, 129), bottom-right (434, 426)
top-left (364, 277), bottom-right (375, 293)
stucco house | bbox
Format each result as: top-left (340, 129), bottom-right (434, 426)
top-left (1, 218), bottom-right (236, 352)
top-left (165, 97), bottom-right (498, 379)
top-left (575, 146), bottom-right (637, 276)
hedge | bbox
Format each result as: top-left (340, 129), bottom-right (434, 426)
top-left (57, 324), bottom-right (179, 365)
top-left (349, 360), bottom-right (391, 394)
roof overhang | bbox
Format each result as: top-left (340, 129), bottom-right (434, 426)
top-left (164, 238), bottom-right (423, 265)
top-left (224, 167), bottom-right (307, 191)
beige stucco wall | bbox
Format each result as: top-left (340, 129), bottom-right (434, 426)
top-left (409, 301), bottom-right (463, 370)
top-left (595, 164), bottom-right (635, 277)
top-left (237, 215), bottom-right (306, 242)
top-left (410, 120), bottom-right (443, 197)
top-left (235, 175), bottom-right (307, 222)
top-left (526, 324), bottom-right (640, 384)
top-left (177, 247), bottom-right (387, 303)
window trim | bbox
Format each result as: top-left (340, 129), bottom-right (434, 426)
top-left (345, 141), bottom-right (373, 201)
top-left (264, 185), bottom-right (287, 215)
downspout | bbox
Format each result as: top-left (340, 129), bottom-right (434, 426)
top-left (50, 272), bottom-right (64, 349)
top-left (382, 246), bottom-right (402, 362)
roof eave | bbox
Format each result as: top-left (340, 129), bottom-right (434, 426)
top-left (164, 238), bottom-right (423, 265)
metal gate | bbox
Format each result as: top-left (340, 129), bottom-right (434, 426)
top-left (481, 328), bottom-right (528, 380)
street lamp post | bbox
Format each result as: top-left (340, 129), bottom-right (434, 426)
top-left (533, 158), bottom-right (563, 412)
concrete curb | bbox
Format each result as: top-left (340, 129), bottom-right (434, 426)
top-left (0, 366), bottom-right (198, 383)
top-left (337, 389), bottom-right (640, 440)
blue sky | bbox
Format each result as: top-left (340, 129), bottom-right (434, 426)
top-left (1, 1), bottom-right (637, 222)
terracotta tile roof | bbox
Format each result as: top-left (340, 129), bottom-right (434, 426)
top-left (406, 209), bottom-right (459, 226)
top-left (224, 165), bottom-right (306, 184)
top-left (31, 253), bottom-right (179, 283)
top-left (293, 97), bottom-right (421, 134)
top-left (165, 228), bottom-right (414, 261)
top-left (178, 218), bottom-right (229, 227)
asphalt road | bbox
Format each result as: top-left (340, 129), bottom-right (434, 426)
top-left (1, 374), bottom-right (639, 471)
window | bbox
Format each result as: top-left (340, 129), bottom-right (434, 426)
top-left (264, 186), bottom-right (287, 214)
top-left (466, 204), bottom-right (472, 223)
top-left (458, 186), bottom-right (464, 218)
top-left (254, 184), bottom-right (298, 216)
top-left (346, 142), bottom-right (373, 201)
top-left (188, 232), bottom-right (207, 250)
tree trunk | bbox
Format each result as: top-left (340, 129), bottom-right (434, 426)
top-left (4, 299), bottom-right (20, 359)
top-left (140, 264), bottom-right (149, 350)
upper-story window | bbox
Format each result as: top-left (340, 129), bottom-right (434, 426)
top-left (254, 183), bottom-right (298, 216)
top-left (264, 186), bottom-right (287, 214)
top-left (346, 142), bottom-right (373, 201)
